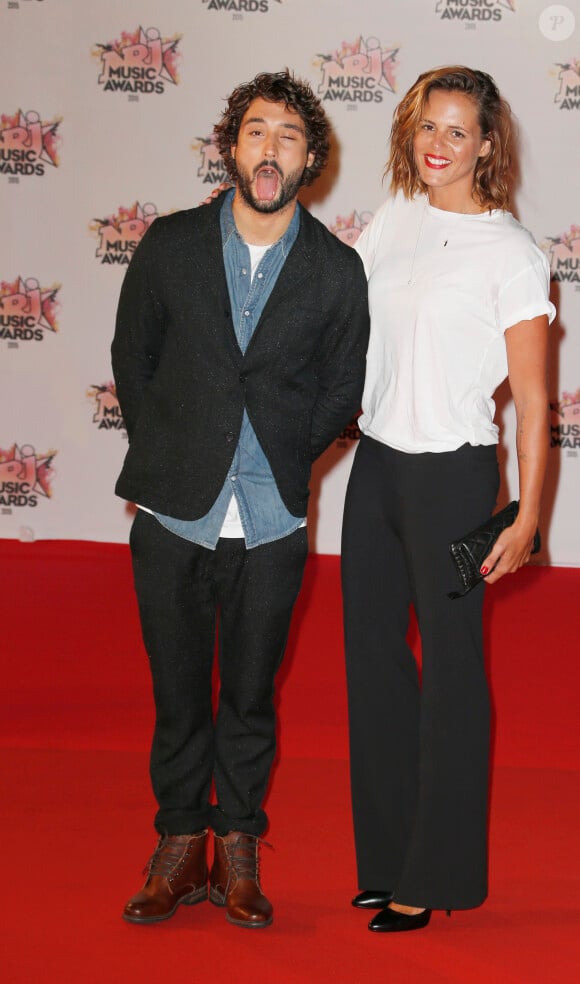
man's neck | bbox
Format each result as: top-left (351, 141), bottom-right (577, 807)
top-left (231, 192), bottom-right (298, 246)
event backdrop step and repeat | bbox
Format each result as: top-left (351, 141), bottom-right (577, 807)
top-left (1, 0), bottom-right (578, 562)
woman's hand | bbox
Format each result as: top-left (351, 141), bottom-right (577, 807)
top-left (480, 520), bottom-right (538, 584)
top-left (198, 182), bottom-right (232, 206)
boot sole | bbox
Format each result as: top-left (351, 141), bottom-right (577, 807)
top-left (226, 912), bottom-right (273, 929)
top-left (209, 885), bottom-right (273, 927)
top-left (209, 886), bottom-right (226, 907)
top-left (123, 887), bottom-right (208, 924)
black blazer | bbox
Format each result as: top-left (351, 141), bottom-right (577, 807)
top-left (111, 196), bottom-right (370, 520)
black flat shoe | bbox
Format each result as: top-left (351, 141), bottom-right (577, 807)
top-left (368, 907), bottom-right (432, 933)
top-left (352, 890), bottom-right (394, 909)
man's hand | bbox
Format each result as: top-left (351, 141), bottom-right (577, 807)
top-left (199, 182), bottom-right (232, 206)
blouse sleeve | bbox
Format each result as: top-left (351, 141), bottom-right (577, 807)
top-left (495, 248), bottom-right (556, 332)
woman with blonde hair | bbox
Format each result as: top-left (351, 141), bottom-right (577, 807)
top-left (343, 66), bottom-right (554, 932)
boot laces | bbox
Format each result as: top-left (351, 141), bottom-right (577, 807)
top-left (143, 836), bottom-right (192, 878)
top-left (225, 835), bottom-right (272, 884)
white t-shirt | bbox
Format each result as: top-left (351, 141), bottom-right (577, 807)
top-left (355, 193), bottom-right (556, 453)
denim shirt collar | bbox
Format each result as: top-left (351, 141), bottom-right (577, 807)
top-left (220, 188), bottom-right (300, 261)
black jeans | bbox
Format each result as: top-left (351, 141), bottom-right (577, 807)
top-left (130, 511), bottom-right (308, 837)
top-left (342, 437), bottom-right (499, 910)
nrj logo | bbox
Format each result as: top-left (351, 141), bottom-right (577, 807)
top-left (0, 110), bottom-right (60, 177)
top-left (192, 134), bottom-right (228, 185)
top-left (90, 202), bottom-right (158, 265)
top-left (554, 60), bottom-right (580, 110)
top-left (542, 226), bottom-right (580, 283)
top-left (316, 37), bottom-right (399, 105)
top-left (435, 0), bottom-right (515, 22)
top-left (329, 210), bottom-right (373, 247)
top-left (93, 27), bottom-right (181, 94)
top-left (0, 277), bottom-right (60, 342)
top-left (202, 0), bottom-right (281, 13)
top-left (0, 444), bottom-right (56, 509)
top-left (88, 383), bottom-right (126, 433)
top-left (550, 390), bottom-right (580, 451)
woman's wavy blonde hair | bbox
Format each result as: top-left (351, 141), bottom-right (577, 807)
top-left (386, 66), bottom-right (513, 210)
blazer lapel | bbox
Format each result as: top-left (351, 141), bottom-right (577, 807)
top-left (188, 199), bottom-right (230, 307)
top-left (187, 199), bottom-right (316, 357)
top-left (185, 199), bottom-right (242, 358)
top-left (250, 206), bottom-right (316, 338)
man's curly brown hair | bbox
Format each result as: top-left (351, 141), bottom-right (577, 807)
top-left (214, 70), bottom-right (330, 187)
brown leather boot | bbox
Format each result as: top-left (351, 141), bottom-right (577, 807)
top-left (209, 832), bottom-right (273, 928)
top-left (123, 831), bottom-right (208, 923)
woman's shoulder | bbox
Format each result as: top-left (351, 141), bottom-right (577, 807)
top-left (483, 212), bottom-right (552, 312)
top-left (358, 191), bottom-right (422, 243)
top-left (490, 211), bottom-right (549, 269)
top-left (372, 190), bottom-right (423, 219)
top-left (490, 209), bottom-right (535, 241)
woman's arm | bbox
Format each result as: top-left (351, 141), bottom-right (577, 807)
top-left (481, 314), bottom-right (549, 584)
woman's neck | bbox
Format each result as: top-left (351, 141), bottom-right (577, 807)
top-left (426, 188), bottom-right (486, 215)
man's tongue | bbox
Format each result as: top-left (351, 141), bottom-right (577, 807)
top-left (256, 168), bottom-right (279, 201)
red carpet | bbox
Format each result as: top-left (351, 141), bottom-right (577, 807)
top-left (1, 541), bottom-right (579, 982)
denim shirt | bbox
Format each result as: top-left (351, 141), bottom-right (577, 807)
top-left (153, 190), bottom-right (304, 550)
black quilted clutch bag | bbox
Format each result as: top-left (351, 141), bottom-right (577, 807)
top-left (448, 500), bottom-right (541, 599)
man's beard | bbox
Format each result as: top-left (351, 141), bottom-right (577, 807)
top-left (235, 159), bottom-right (305, 214)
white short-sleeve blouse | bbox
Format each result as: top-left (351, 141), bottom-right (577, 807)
top-left (355, 193), bottom-right (556, 453)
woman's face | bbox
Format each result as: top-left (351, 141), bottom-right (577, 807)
top-left (413, 89), bottom-right (491, 209)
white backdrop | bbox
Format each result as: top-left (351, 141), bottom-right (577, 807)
top-left (1, 0), bottom-right (578, 563)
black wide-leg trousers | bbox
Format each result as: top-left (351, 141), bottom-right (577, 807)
top-left (342, 437), bottom-right (499, 910)
top-left (129, 510), bottom-right (308, 838)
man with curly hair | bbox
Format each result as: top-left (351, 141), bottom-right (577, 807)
top-left (112, 70), bottom-right (369, 929)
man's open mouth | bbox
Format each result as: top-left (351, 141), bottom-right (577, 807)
top-left (255, 166), bottom-right (280, 200)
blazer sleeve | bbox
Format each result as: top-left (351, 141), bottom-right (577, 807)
top-left (111, 220), bottom-right (166, 440)
top-left (309, 248), bottom-right (370, 460)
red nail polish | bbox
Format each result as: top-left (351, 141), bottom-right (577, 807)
top-left (480, 566), bottom-right (489, 576)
